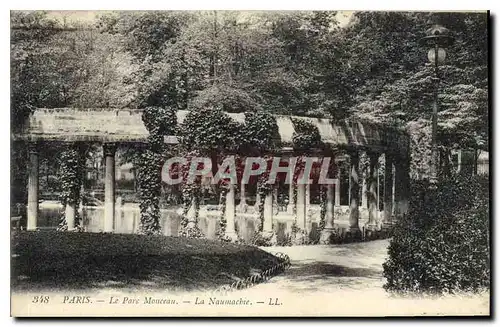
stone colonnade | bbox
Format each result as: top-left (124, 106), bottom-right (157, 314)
top-left (26, 142), bottom-right (118, 232)
top-left (25, 143), bottom-right (410, 242)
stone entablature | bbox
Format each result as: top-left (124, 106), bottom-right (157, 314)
top-left (14, 108), bottom-right (410, 156)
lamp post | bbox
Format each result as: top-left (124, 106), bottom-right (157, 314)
top-left (419, 25), bottom-right (454, 188)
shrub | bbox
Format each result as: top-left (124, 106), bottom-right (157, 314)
top-left (383, 174), bottom-right (490, 295)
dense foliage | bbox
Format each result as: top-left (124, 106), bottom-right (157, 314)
top-left (135, 106), bottom-right (177, 235)
top-left (11, 11), bottom-right (488, 186)
top-left (291, 118), bottom-right (323, 150)
top-left (57, 144), bottom-right (85, 231)
top-left (383, 174), bottom-right (490, 294)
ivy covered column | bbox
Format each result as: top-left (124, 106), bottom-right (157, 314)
top-left (225, 183), bottom-right (238, 240)
top-left (367, 151), bottom-right (380, 230)
top-left (383, 153), bottom-right (394, 226)
top-left (103, 143), bottom-right (117, 233)
top-left (27, 142), bottom-right (39, 231)
top-left (348, 150), bottom-right (362, 239)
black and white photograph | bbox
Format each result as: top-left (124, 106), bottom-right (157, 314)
top-left (9, 9), bottom-right (490, 317)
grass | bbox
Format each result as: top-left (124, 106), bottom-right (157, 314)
top-left (11, 231), bottom-right (281, 292)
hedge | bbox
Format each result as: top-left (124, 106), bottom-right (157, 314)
top-left (383, 174), bottom-right (490, 295)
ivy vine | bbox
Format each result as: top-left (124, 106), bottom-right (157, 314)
top-left (136, 106), bottom-right (177, 235)
top-left (291, 118), bottom-right (323, 151)
top-left (57, 143), bottom-right (85, 232)
top-left (176, 108), bottom-right (281, 240)
top-left (319, 186), bottom-right (327, 230)
top-left (177, 151), bottom-right (204, 238)
top-left (242, 111), bottom-right (281, 153)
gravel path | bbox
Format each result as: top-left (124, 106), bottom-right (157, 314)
top-left (232, 239), bottom-right (490, 316)
top-left (255, 239), bottom-right (389, 293)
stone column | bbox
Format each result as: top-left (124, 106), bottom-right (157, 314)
top-left (78, 184), bottom-right (84, 221)
top-left (320, 184), bottom-right (336, 244)
top-left (367, 152), bottom-right (379, 230)
top-left (383, 153), bottom-right (394, 225)
top-left (394, 155), bottom-right (410, 219)
top-left (273, 187), bottom-right (279, 214)
top-left (296, 183), bottom-right (307, 230)
top-left (103, 143), bottom-right (117, 233)
top-left (115, 196), bottom-right (123, 232)
top-left (348, 165), bottom-right (351, 205)
top-left (287, 165), bottom-right (295, 214)
top-left (27, 142), bottom-right (39, 231)
top-left (186, 197), bottom-right (197, 228)
top-left (254, 191), bottom-right (261, 212)
top-left (335, 179), bottom-right (341, 206)
top-left (238, 182), bottom-right (247, 212)
top-left (305, 183), bottom-right (311, 207)
top-left (65, 203), bottom-right (76, 231)
top-left (225, 183), bottom-right (238, 240)
top-left (362, 171), bottom-right (368, 209)
top-left (348, 151), bottom-right (361, 238)
top-left (263, 190), bottom-right (273, 232)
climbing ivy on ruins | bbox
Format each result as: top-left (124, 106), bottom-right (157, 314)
top-left (135, 106), bottom-right (177, 235)
top-left (290, 117), bottom-right (326, 238)
top-left (130, 105), bottom-right (327, 238)
top-left (57, 143), bottom-right (86, 232)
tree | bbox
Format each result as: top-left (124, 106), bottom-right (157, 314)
top-left (343, 11), bottom-right (488, 179)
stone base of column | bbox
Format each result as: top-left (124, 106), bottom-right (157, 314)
top-left (365, 223), bottom-right (379, 231)
top-left (345, 226), bottom-right (362, 242)
top-left (364, 224), bottom-right (381, 241)
top-left (381, 220), bottom-right (396, 238)
top-left (382, 219), bottom-right (395, 229)
top-left (224, 230), bottom-right (239, 242)
top-left (179, 224), bottom-right (204, 238)
top-left (237, 203), bottom-right (248, 213)
top-left (292, 229), bottom-right (308, 245)
top-left (319, 228), bottom-right (337, 244)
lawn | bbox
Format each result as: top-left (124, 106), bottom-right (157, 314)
top-left (11, 231), bottom-right (282, 292)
